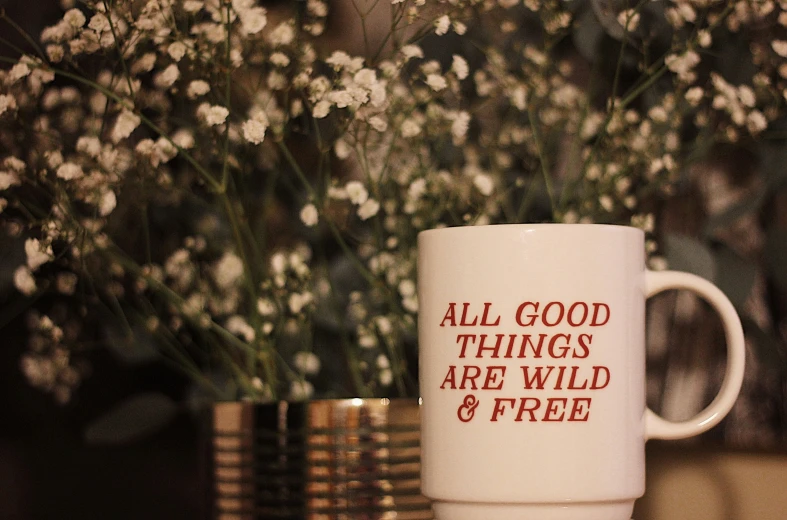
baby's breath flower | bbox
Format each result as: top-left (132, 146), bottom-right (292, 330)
top-left (214, 252), bottom-right (245, 289)
top-left (111, 109), bottom-right (141, 143)
top-left (7, 62), bottom-right (31, 84)
top-left (451, 55), bottom-right (469, 80)
top-left (773, 40), bottom-right (787, 58)
top-left (198, 104), bottom-right (229, 126)
top-left (242, 112), bottom-right (269, 144)
top-left (401, 44), bottom-right (424, 61)
top-left (268, 22), bottom-right (295, 46)
top-left (239, 7), bottom-right (267, 35)
top-left (187, 80), bottom-right (211, 99)
top-left (288, 291), bottom-right (313, 314)
top-left (183, 0), bottom-right (203, 13)
top-left (368, 116), bottom-right (387, 132)
top-left (153, 64), bottom-right (180, 89)
top-left (99, 190), bottom-right (117, 216)
top-left (0, 171), bottom-right (20, 190)
top-left (168, 41), bottom-right (187, 61)
top-left (13, 266), bottom-right (36, 296)
top-left (25, 239), bottom-right (54, 271)
top-left (617, 9), bottom-right (640, 31)
top-left (473, 173), bottom-right (494, 196)
top-left (55, 162), bottom-right (84, 180)
top-left (345, 181), bottom-right (369, 205)
top-left (289, 380), bottom-right (314, 400)
top-left (312, 100), bottom-right (331, 119)
top-left (63, 8), bottom-right (86, 29)
top-left (451, 111), bottom-right (471, 143)
top-left (400, 118), bottom-right (421, 138)
top-left (300, 203), bottom-right (319, 227)
top-left (294, 351), bottom-right (321, 375)
top-left (665, 50), bottom-right (700, 81)
top-left (435, 15), bottom-right (451, 35)
top-left (357, 198), bottom-right (380, 220)
top-left (270, 52), bottom-right (290, 67)
top-left (0, 94), bottom-right (17, 116)
top-left (226, 315), bottom-right (255, 342)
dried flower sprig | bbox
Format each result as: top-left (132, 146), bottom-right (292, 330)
top-left (1, 0), bottom-right (785, 402)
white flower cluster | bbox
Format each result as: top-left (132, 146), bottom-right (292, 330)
top-left (1, 0), bottom-right (785, 402)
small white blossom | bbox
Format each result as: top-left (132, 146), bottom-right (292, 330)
top-left (426, 73), bottom-right (447, 91)
top-left (242, 112), bottom-right (269, 144)
top-left (312, 100), bottom-right (331, 118)
top-left (451, 55), bottom-right (469, 80)
top-left (198, 104), bottom-right (229, 126)
top-left (25, 239), bottom-right (54, 271)
top-left (187, 80), bottom-right (211, 99)
top-left (400, 118), bottom-right (421, 138)
top-left (268, 22), bottom-right (295, 46)
top-left (345, 181), bottom-right (369, 205)
top-left (7, 62), bottom-right (31, 83)
top-left (357, 198), bottom-right (380, 220)
top-left (368, 116), bottom-right (388, 132)
top-left (270, 52), bottom-right (290, 67)
top-left (0, 94), bottom-right (17, 116)
top-left (183, 0), bottom-right (203, 13)
top-left (226, 316), bottom-right (255, 342)
top-left (153, 64), bottom-right (180, 89)
top-left (239, 8), bottom-right (267, 35)
top-left (685, 87), bottom-right (704, 106)
top-left (289, 380), bottom-right (314, 400)
top-left (774, 40), bottom-right (787, 58)
top-left (172, 129), bottom-right (195, 149)
top-left (698, 30), bottom-right (712, 48)
top-left (473, 174), bottom-right (494, 196)
top-left (99, 191), bottom-right (117, 216)
top-left (435, 15), bottom-right (450, 35)
top-left (747, 110), bottom-right (768, 134)
top-left (214, 252), bottom-right (245, 289)
top-left (168, 41), bottom-right (187, 61)
top-left (300, 203), bottom-right (319, 227)
top-left (13, 266), bottom-right (36, 295)
top-left (294, 351), bottom-right (321, 375)
top-left (257, 298), bottom-right (277, 316)
top-left (111, 109), bottom-right (141, 143)
top-left (665, 50), bottom-right (700, 81)
top-left (401, 45), bottom-right (424, 61)
top-left (63, 8), bottom-right (86, 28)
top-left (379, 369), bottom-right (393, 386)
top-left (288, 291), bottom-right (313, 314)
top-left (0, 171), bottom-right (20, 190)
top-left (451, 111), bottom-right (471, 142)
top-left (617, 9), bottom-right (640, 31)
top-left (56, 162), bottom-right (84, 180)
top-left (88, 13), bottom-right (110, 32)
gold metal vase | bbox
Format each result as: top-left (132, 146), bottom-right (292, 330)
top-left (211, 398), bottom-right (432, 520)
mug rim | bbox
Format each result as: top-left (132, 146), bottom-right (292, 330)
top-left (418, 223), bottom-right (644, 239)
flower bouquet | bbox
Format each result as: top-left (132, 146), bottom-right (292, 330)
top-left (1, 0), bottom-right (784, 413)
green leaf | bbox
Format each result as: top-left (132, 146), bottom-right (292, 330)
top-left (663, 234), bottom-right (716, 282)
top-left (764, 228), bottom-right (787, 292)
top-left (712, 244), bottom-right (756, 310)
top-left (84, 393), bottom-right (179, 445)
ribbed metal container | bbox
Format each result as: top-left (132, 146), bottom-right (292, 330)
top-left (211, 398), bottom-right (432, 520)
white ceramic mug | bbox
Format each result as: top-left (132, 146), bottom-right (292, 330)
top-left (417, 224), bottom-right (745, 520)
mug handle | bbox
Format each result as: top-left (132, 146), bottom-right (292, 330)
top-left (644, 270), bottom-right (746, 440)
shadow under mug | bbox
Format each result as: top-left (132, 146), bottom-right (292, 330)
top-left (417, 224), bottom-right (745, 520)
